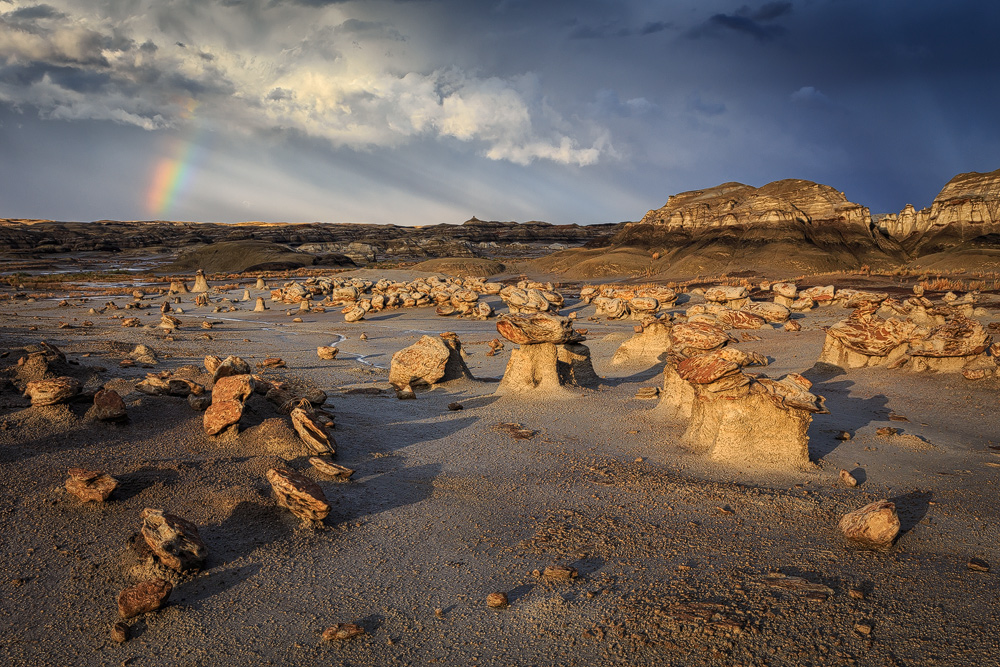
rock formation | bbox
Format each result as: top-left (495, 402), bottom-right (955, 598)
top-left (611, 319), bottom-right (673, 366)
top-left (388, 333), bottom-right (474, 389)
top-left (191, 269), bottom-right (210, 293)
top-left (495, 313), bottom-right (597, 395)
top-left (23, 376), bottom-right (80, 406)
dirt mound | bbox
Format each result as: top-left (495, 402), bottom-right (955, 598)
top-left (527, 247), bottom-right (655, 280)
top-left (411, 257), bottom-right (505, 277)
top-left (162, 241), bottom-right (316, 274)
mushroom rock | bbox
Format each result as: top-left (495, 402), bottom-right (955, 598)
top-left (669, 322), bottom-right (737, 356)
top-left (800, 285), bottom-right (837, 306)
top-left (771, 282), bottom-right (798, 306)
top-left (655, 350), bottom-right (825, 467)
top-left (742, 301), bottom-right (791, 323)
top-left (255, 277), bottom-right (266, 290)
top-left (611, 319), bottom-right (674, 366)
top-left (191, 269), bottom-right (210, 293)
top-left (140, 508), bottom-right (207, 572)
top-left (818, 304), bottom-right (916, 368)
top-left (388, 334), bottom-right (473, 389)
top-left (495, 313), bottom-right (594, 395)
top-left (592, 297), bottom-right (631, 320)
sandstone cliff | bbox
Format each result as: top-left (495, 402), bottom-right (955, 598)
top-left (878, 168), bottom-right (1000, 256)
top-left (605, 178), bottom-right (904, 277)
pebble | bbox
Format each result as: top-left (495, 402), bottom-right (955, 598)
top-left (322, 623), bottom-right (366, 641)
top-left (486, 592), bottom-right (509, 608)
top-left (968, 558), bottom-right (990, 572)
top-left (111, 622), bottom-right (129, 643)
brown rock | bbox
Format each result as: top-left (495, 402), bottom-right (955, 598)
top-left (266, 468), bottom-right (331, 522)
top-left (968, 558), bottom-right (991, 572)
top-left (91, 388), bottom-right (127, 421)
top-left (260, 357), bottom-right (285, 368)
top-left (140, 508), bottom-right (208, 572)
top-left (110, 621), bottom-right (129, 643)
top-left (212, 355), bottom-right (252, 382)
top-left (838, 500), bottom-right (900, 548)
top-left (388, 336), bottom-right (456, 388)
top-left (322, 623), bottom-right (365, 641)
top-left (496, 313), bottom-right (582, 345)
top-left (839, 469), bottom-right (858, 487)
top-left (290, 407), bottom-right (335, 455)
top-left (317, 346), bottom-right (339, 360)
top-left (784, 320), bottom-right (802, 332)
top-left (203, 400), bottom-right (243, 435)
top-left (447, 402), bottom-right (464, 411)
top-left (24, 376), bottom-right (81, 406)
top-left (876, 426), bottom-right (899, 437)
top-left (118, 578), bottom-right (172, 619)
top-left (212, 374), bottom-right (255, 403)
top-left (486, 592), bottom-right (509, 608)
top-left (66, 468), bottom-right (118, 502)
top-left (309, 457), bottom-right (354, 479)
top-left (543, 565), bottom-right (579, 580)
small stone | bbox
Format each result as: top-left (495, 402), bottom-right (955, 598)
top-left (784, 320), bottom-right (802, 332)
top-left (486, 592), bottom-right (508, 608)
top-left (968, 558), bottom-right (991, 572)
top-left (317, 346), bottom-right (339, 360)
top-left (854, 622), bottom-right (872, 636)
top-left (309, 457), bottom-right (354, 479)
top-left (875, 427), bottom-right (899, 437)
top-left (260, 357), bottom-right (286, 368)
top-left (322, 623), bottom-right (365, 641)
top-left (835, 431), bottom-right (852, 440)
top-left (92, 388), bottom-right (127, 421)
top-left (359, 333), bottom-right (368, 341)
top-left (839, 469), bottom-right (858, 487)
top-left (447, 402), bottom-right (464, 411)
top-left (66, 468), bottom-right (118, 502)
top-left (111, 621), bottom-right (129, 643)
top-left (118, 578), bottom-right (172, 618)
top-left (543, 565), bottom-right (578, 581)
top-left (395, 385), bottom-right (417, 400)
top-left (292, 317), bottom-right (303, 323)
top-left (839, 500), bottom-right (900, 548)
top-left (188, 394), bottom-right (211, 411)
top-left (848, 588), bottom-right (866, 600)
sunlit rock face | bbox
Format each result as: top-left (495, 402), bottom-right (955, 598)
top-left (878, 168), bottom-right (1000, 253)
top-left (611, 178), bottom-right (904, 276)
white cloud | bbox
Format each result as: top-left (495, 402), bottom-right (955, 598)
top-left (0, 0), bottom-right (607, 166)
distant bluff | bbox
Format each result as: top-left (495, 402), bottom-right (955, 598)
top-left (604, 178), bottom-right (905, 277)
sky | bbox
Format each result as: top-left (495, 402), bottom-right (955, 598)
top-left (0, 0), bottom-right (998, 226)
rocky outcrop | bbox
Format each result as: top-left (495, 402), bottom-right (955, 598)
top-left (879, 168), bottom-right (1000, 253)
top-left (609, 178), bottom-right (904, 277)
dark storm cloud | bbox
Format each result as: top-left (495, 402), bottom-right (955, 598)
top-left (688, 2), bottom-right (791, 42)
top-left (8, 3), bottom-right (65, 20)
top-left (568, 18), bottom-right (673, 39)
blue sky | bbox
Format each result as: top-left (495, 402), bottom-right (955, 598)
top-left (1, 0), bottom-right (998, 224)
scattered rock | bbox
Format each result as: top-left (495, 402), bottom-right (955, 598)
top-left (543, 565), bottom-right (579, 580)
top-left (854, 622), bottom-right (873, 636)
top-left (494, 423), bottom-right (537, 439)
top-left (876, 427), bottom-right (899, 437)
top-left (317, 346), bottom-right (339, 360)
top-left (322, 623), bottom-right (365, 641)
top-left (203, 400), bottom-right (244, 436)
top-left (24, 377), bottom-right (81, 406)
top-left (634, 386), bottom-right (660, 400)
top-left (389, 334), bottom-right (473, 389)
top-left (212, 374), bottom-right (255, 403)
top-left (140, 508), bottom-right (208, 572)
top-left (486, 592), bottom-right (509, 608)
top-left (309, 457), bottom-right (354, 479)
top-left (188, 394), bottom-right (211, 411)
top-left (260, 357), bottom-right (285, 368)
top-left (266, 468), bottom-right (331, 522)
top-left (447, 402), bottom-right (464, 411)
top-left (110, 621), bottom-right (129, 643)
top-left (839, 500), bottom-right (900, 549)
top-left (91, 388), bottom-right (127, 421)
top-left (290, 407), bottom-right (335, 455)
top-left (65, 468), bottom-right (118, 502)
top-left (212, 356), bottom-right (252, 382)
top-left (968, 558), bottom-right (991, 572)
top-left (118, 578), bottom-right (172, 619)
top-left (761, 573), bottom-right (834, 600)
top-left (839, 469), bottom-right (859, 487)
top-left (835, 431), bottom-right (852, 440)
top-left (394, 385), bottom-right (416, 400)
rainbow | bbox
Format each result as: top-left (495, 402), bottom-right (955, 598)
top-left (146, 98), bottom-right (204, 218)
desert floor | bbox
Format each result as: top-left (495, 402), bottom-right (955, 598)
top-left (1, 269), bottom-right (999, 667)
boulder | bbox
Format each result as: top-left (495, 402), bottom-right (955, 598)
top-left (388, 334), bottom-right (473, 389)
top-left (203, 400), bottom-right (243, 436)
top-left (212, 374), bottom-right (255, 403)
top-left (140, 508), bottom-right (207, 572)
top-left (65, 468), bottom-right (118, 502)
top-left (118, 578), bottom-right (173, 619)
top-left (838, 500), bottom-right (900, 548)
top-left (309, 457), bottom-right (354, 479)
top-left (669, 322), bottom-right (736, 356)
top-left (317, 346), bottom-right (339, 360)
top-left (211, 356), bottom-right (252, 382)
top-left (715, 309), bottom-right (766, 330)
top-left (24, 376), bottom-right (80, 406)
top-left (818, 305), bottom-right (916, 368)
top-left (91, 388), bottom-right (127, 421)
top-left (266, 468), bottom-right (331, 522)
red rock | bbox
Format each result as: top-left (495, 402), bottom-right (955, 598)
top-left (203, 400), bottom-right (243, 435)
top-left (118, 578), bottom-right (172, 618)
top-left (211, 374), bottom-right (255, 403)
top-left (24, 376), bottom-right (81, 406)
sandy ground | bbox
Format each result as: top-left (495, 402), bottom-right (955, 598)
top-left (1, 272), bottom-right (1000, 667)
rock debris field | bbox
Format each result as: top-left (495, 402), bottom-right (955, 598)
top-left (1, 268), bottom-right (1000, 667)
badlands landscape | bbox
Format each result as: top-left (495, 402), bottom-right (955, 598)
top-left (3, 168), bottom-right (1000, 667)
